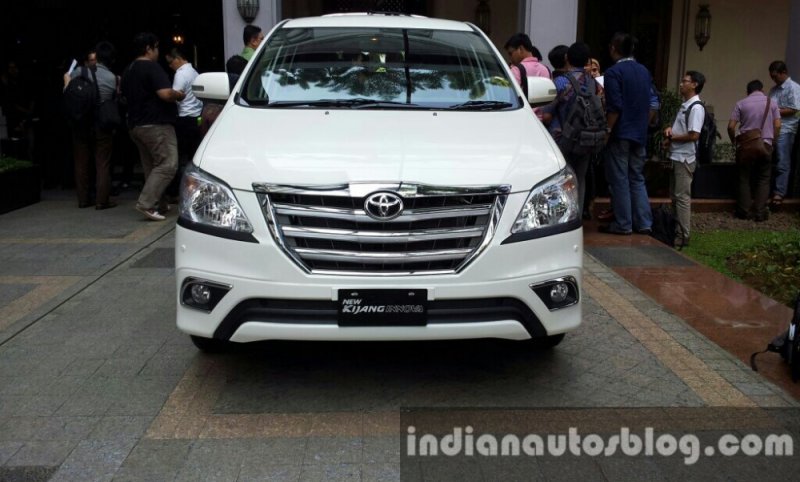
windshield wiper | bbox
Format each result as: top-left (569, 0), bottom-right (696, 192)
top-left (267, 98), bottom-right (418, 108)
top-left (447, 101), bottom-right (514, 111)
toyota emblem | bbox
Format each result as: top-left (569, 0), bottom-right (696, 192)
top-left (364, 192), bottom-right (404, 221)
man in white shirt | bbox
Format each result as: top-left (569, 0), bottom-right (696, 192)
top-left (663, 70), bottom-right (705, 248)
top-left (165, 47), bottom-right (203, 197)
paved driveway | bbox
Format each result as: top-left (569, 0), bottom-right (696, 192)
top-left (0, 194), bottom-right (797, 481)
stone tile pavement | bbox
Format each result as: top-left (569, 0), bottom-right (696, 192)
top-left (0, 192), bottom-right (798, 480)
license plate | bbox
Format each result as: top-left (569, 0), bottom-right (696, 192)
top-left (338, 289), bottom-right (427, 326)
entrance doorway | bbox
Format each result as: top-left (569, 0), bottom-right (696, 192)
top-left (579, 0), bottom-right (672, 87)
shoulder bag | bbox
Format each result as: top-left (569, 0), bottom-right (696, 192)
top-left (735, 99), bottom-right (772, 165)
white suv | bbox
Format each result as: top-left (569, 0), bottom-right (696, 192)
top-left (178, 13), bottom-right (582, 352)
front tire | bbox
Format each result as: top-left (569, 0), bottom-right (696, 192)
top-left (190, 335), bottom-right (230, 353)
top-left (526, 333), bottom-right (565, 349)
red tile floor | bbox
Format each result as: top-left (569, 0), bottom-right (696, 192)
top-left (584, 207), bottom-right (798, 401)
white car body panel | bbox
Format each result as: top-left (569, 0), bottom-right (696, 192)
top-left (177, 14), bottom-right (583, 345)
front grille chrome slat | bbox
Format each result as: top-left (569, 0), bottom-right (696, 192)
top-left (258, 183), bottom-right (510, 275)
top-left (281, 226), bottom-right (485, 243)
top-left (273, 203), bottom-right (493, 222)
top-left (294, 247), bottom-right (473, 264)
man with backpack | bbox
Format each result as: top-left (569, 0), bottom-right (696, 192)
top-left (541, 42), bottom-right (605, 216)
top-left (663, 71), bottom-right (706, 248)
top-left (62, 43), bottom-right (119, 210)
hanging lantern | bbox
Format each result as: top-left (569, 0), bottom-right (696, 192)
top-left (237, 0), bottom-right (260, 24)
top-left (694, 5), bottom-right (711, 51)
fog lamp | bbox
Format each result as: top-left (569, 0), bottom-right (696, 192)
top-left (181, 278), bottom-right (232, 312)
top-left (550, 283), bottom-right (569, 304)
top-left (530, 277), bottom-right (579, 311)
top-left (191, 284), bottom-right (212, 305)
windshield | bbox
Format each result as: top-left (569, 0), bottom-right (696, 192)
top-left (239, 27), bottom-right (521, 110)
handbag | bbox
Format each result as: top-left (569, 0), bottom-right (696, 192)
top-left (90, 68), bottom-right (122, 131)
top-left (735, 98), bottom-right (772, 165)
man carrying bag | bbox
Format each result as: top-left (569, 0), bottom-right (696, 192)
top-left (727, 80), bottom-right (781, 221)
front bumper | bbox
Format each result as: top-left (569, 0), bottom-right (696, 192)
top-left (175, 191), bottom-right (583, 342)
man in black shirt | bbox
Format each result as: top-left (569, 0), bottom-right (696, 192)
top-left (121, 32), bottom-right (185, 221)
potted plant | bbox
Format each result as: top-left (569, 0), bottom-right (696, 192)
top-left (0, 155), bottom-right (40, 214)
top-left (645, 88), bottom-right (682, 198)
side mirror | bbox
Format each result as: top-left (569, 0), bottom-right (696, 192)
top-left (192, 72), bottom-right (230, 101)
top-left (526, 77), bottom-right (557, 107)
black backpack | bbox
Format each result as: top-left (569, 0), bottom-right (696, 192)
top-left (751, 292), bottom-right (800, 381)
top-left (63, 66), bottom-right (96, 124)
top-left (684, 101), bottom-right (720, 165)
top-left (515, 62), bottom-right (529, 99)
top-left (650, 204), bottom-right (679, 248)
top-left (555, 73), bottom-right (607, 156)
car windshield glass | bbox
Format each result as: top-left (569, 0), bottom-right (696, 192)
top-left (239, 27), bottom-right (520, 110)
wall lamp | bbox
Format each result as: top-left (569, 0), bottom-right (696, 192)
top-left (695, 4), bottom-right (711, 51)
top-left (237, 0), bottom-right (260, 23)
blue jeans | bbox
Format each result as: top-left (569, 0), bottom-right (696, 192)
top-left (772, 126), bottom-right (798, 198)
top-left (604, 139), bottom-right (652, 232)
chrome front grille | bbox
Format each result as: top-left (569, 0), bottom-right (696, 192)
top-left (255, 183), bottom-right (510, 275)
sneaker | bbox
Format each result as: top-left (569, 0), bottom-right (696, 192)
top-left (635, 227), bottom-right (653, 235)
top-left (136, 206), bottom-right (166, 221)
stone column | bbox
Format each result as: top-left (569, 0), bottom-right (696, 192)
top-left (521, 0), bottom-right (579, 68)
top-left (788, 0), bottom-right (800, 78)
top-left (222, 0), bottom-right (281, 62)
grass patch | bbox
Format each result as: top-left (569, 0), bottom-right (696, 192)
top-left (682, 229), bottom-right (800, 306)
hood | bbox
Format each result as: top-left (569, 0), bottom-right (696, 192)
top-left (197, 104), bottom-right (563, 193)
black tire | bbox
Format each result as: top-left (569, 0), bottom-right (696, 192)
top-left (190, 335), bottom-right (230, 353)
top-left (525, 333), bottom-right (565, 349)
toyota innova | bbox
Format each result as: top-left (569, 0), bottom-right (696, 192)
top-left (178, 13), bottom-right (582, 351)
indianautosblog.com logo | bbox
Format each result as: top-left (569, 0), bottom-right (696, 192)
top-left (405, 426), bottom-right (793, 465)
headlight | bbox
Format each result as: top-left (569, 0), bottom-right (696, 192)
top-left (511, 166), bottom-right (579, 233)
top-left (180, 164), bottom-right (253, 233)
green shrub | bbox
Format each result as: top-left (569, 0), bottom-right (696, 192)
top-left (0, 156), bottom-right (33, 174)
top-left (650, 89), bottom-right (682, 161)
top-left (713, 142), bottom-right (735, 163)
top-left (728, 235), bottom-right (800, 307)
top-left (682, 229), bottom-right (800, 307)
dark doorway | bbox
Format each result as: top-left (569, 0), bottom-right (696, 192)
top-left (1, 0), bottom-right (224, 73)
top-left (0, 0), bottom-right (224, 187)
top-left (579, 0), bottom-right (672, 87)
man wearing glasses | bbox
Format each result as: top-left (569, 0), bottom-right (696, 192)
top-left (663, 71), bottom-right (706, 248)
